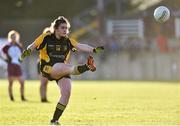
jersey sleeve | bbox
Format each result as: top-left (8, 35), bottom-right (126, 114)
top-left (1, 44), bottom-right (10, 62)
top-left (69, 38), bottom-right (78, 47)
top-left (2, 44), bottom-right (10, 54)
top-left (34, 33), bottom-right (49, 49)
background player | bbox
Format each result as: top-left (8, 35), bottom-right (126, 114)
top-left (38, 27), bottom-right (52, 102)
top-left (1, 30), bottom-right (27, 101)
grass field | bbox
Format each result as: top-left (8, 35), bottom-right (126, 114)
top-left (0, 80), bottom-right (180, 126)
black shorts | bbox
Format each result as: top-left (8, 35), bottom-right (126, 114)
top-left (40, 60), bottom-right (71, 82)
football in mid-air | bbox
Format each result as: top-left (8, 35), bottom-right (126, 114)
top-left (154, 6), bottom-right (170, 23)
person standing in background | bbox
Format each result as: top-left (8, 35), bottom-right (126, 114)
top-left (38, 27), bottom-right (52, 102)
top-left (1, 30), bottom-right (27, 101)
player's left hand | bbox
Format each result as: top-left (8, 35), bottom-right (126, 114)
top-left (93, 46), bottom-right (104, 53)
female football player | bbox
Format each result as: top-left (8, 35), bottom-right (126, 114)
top-left (2, 30), bottom-right (26, 101)
top-left (20, 16), bottom-right (104, 125)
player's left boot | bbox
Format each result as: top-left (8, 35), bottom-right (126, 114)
top-left (41, 98), bottom-right (50, 103)
top-left (10, 95), bottom-right (14, 101)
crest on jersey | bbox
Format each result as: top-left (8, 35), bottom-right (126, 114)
top-left (56, 45), bottom-right (61, 51)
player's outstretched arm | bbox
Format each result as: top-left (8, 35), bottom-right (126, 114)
top-left (75, 43), bottom-right (104, 53)
top-left (19, 42), bottom-right (36, 62)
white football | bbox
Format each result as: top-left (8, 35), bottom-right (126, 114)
top-left (154, 6), bottom-right (170, 23)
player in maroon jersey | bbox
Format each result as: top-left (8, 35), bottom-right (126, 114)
top-left (1, 30), bottom-right (26, 101)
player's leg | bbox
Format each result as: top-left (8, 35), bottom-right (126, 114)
top-left (50, 78), bottom-right (71, 125)
top-left (8, 77), bottom-right (14, 101)
top-left (58, 77), bottom-right (71, 105)
top-left (50, 55), bottom-right (96, 80)
top-left (14, 63), bottom-right (26, 101)
top-left (37, 60), bottom-right (49, 102)
top-left (40, 75), bottom-right (49, 102)
top-left (17, 76), bottom-right (26, 101)
top-left (7, 63), bottom-right (15, 101)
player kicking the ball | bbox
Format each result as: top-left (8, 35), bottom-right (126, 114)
top-left (20, 16), bottom-right (104, 125)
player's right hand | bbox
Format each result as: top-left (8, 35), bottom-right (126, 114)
top-left (19, 49), bottom-right (31, 62)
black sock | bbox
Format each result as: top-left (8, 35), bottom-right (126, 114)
top-left (77, 64), bottom-right (89, 73)
top-left (51, 103), bottom-right (66, 122)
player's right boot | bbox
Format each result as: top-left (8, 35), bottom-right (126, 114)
top-left (10, 95), bottom-right (14, 101)
top-left (21, 96), bottom-right (27, 101)
top-left (50, 120), bottom-right (60, 125)
top-left (87, 55), bottom-right (96, 72)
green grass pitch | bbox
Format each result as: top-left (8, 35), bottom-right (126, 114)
top-left (0, 80), bottom-right (180, 126)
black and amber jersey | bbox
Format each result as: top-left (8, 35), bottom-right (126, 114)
top-left (34, 33), bottom-right (78, 65)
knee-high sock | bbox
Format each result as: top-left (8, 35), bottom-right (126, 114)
top-left (71, 64), bottom-right (89, 75)
top-left (51, 102), bottom-right (66, 122)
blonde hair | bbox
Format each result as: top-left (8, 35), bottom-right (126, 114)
top-left (8, 30), bottom-right (20, 43)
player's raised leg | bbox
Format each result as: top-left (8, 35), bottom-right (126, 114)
top-left (50, 55), bottom-right (96, 80)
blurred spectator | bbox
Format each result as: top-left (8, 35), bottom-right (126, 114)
top-left (156, 34), bottom-right (169, 53)
top-left (126, 36), bottom-right (144, 60)
top-left (107, 35), bottom-right (120, 53)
